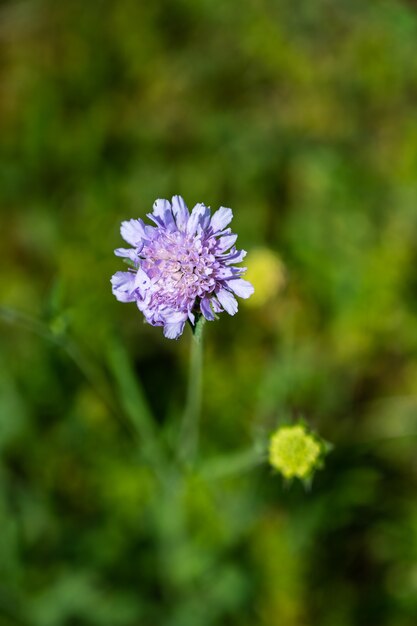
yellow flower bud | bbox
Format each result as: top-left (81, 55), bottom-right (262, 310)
top-left (268, 424), bottom-right (323, 480)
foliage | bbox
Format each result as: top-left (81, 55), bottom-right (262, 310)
top-left (1, 0), bottom-right (417, 624)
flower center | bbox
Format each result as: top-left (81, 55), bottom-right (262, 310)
top-left (141, 231), bottom-right (216, 302)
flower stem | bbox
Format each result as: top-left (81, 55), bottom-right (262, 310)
top-left (199, 446), bottom-right (263, 481)
top-left (179, 316), bottom-right (205, 466)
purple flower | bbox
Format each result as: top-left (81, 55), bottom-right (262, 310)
top-left (111, 196), bottom-right (254, 339)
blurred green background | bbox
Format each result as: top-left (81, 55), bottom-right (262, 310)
top-left (1, 0), bottom-right (417, 624)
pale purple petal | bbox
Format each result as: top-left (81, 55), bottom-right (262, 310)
top-left (216, 266), bottom-right (245, 279)
top-left (211, 299), bottom-right (222, 313)
top-left (200, 297), bottom-right (215, 321)
top-left (224, 249), bottom-right (247, 264)
top-left (134, 267), bottom-right (151, 295)
top-left (120, 219), bottom-right (147, 246)
top-left (163, 321), bottom-right (186, 340)
top-left (216, 287), bottom-right (238, 315)
top-left (217, 233), bottom-right (238, 253)
top-left (164, 310), bottom-right (188, 323)
top-left (149, 199), bottom-right (176, 230)
top-left (114, 247), bottom-right (142, 262)
top-left (111, 271), bottom-right (136, 302)
top-left (187, 203), bottom-right (211, 235)
top-left (211, 207), bottom-right (233, 233)
top-left (161, 310), bottom-right (188, 339)
top-left (195, 203), bottom-right (211, 230)
top-left (172, 195), bottom-right (189, 231)
top-left (153, 198), bottom-right (171, 218)
top-left (227, 278), bottom-right (255, 299)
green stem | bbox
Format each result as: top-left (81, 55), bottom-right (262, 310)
top-left (106, 337), bottom-right (165, 476)
top-left (199, 446), bottom-right (263, 481)
top-left (179, 316), bottom-right (205, 466)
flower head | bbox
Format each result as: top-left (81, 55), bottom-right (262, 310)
top-left (111, 196), bottom-right (254, 338)
top-left (268, 424), bottom-right (324, 480)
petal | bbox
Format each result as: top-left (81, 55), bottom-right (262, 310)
top-left (172, 195), bottom-right (190, 231)
top-left (150, 199), bottom-right (176, 230)
top-left (120, 219), bottom-right (147, 246)
top-left (111, 271), bottom-right (136, 303)
top-left (216, 233), bottom-right (238, 253)
top-left (137, 300), bottom-right (158, 324)
top-left (187, 203), bottom-right (211, 236)
top-left (153, 198), bottom-right (171, 218)
top-left (211, 299), bottom-right (222, 313)
top-left (162, 310), bottom-right (189, 324)
top-left (163, 321), bottom-right (186, 340)
top-left (200, 297), bottom-right (216, 321)
top-left (196, 203), bottom-right (211, 230)
top-left (227, 278), bottom-right (255, 299)
top-left (224, 249), bottom-right (247, 264)
top-left (133, 267), bottom-right (151, 295)
top-left (161, 309), bottom-right (188, 336)
top-left (211, 207), bottom-right (233, 233)
top-left (215, 266), bottom-right (244, 279)
top-left (114, 247), bottom-right (141, 262)
top-left (216, 287), bottom-right (238, 315)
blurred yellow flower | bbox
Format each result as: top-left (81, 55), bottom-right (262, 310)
top-left (269, 424), bottom-right (322, 480)
top-left (244, 248), bottom-right (286, 307)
